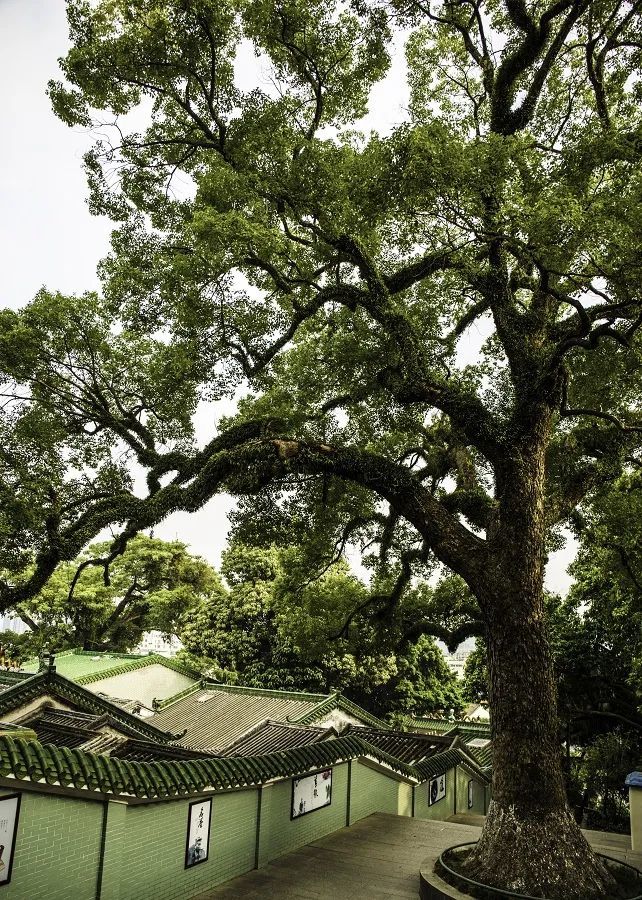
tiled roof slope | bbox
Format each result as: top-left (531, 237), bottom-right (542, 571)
top-left (467, 741), bottom-right (493, 769)
top-left (295, 692), bottom-right (389, 729)
top-left (22, 709), bottom-right (204, 762)
top-left (0, 671), bottom-right (176, 744)
top-left (27, 709), bottom-right (102, 749)
top-left (78, 734), bottom-right (217, 763)
top-left (77, 655), bottom-right (199, 686)
top-left (81, 663), bottom-right (197, 707)
top-left (22, 650), bottom-right (199, 685)
top-left (151, 683), bottom-right (389, 751)
top-left (22, 649), bottom-right (145, 677)
top-left (151, 684), bottom-right (326, 751)
top-left (0, 732), bottom-right (488, 800)
top-left (220, 721), bottom-right (334, 757)
top-left (344, 725), bottom-right (453, 764)
top-left (404, 716), bottom-right (491, 738)
top-left (0, 671), bottom-right (32, 687)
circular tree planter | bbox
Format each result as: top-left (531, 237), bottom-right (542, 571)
top-left (419, 841), bottom-right (642, 900)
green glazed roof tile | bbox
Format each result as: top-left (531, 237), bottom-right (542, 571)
top-left (294, 692), bottom-right (390, 730)
top-left (403, 716), bottom-right (491, 738)
top-left (0, 671), bottom-right (176, 744)
top-left (152, 683), bottom-right (388, 750)
top-left (0, 731), bottom-right (488, 800)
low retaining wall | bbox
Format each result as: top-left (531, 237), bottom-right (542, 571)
top-left (0, 758), bottom-right (487, 900)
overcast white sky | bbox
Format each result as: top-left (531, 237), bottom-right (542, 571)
top-left (0, 0), bottom-right (575, 590)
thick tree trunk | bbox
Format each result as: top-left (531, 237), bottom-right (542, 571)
top-left (463, 427), bottom-right (616, 898)
top-left (465, 596), bottom-right (615, 898)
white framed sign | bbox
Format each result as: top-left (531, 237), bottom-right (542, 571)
top-left (428, 774), bottom-right (446, 806)
top-left (291, 769), bottom-right (332, 819)
top-left (0, 793), bottom-right (20, 886)
top-left (468, 779), bottom-right (474, 809)
top-left (184, 798), bottom-right (211, 869)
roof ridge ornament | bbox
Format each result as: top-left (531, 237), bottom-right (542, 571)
top-left (38, 646), bottom-right (56, 675)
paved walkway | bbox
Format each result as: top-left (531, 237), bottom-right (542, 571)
top-left (192, 813), bottom-right (641, 900)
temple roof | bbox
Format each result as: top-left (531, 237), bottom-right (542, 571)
top-left (343, 725), bottom-right (454, 765)
top-left (0, 668), bottom-right (177, 745)
top-left (0, 731), bottom-right (489, 800)
top-left (150, 682), bottom-right (389, 752)
top-left (21, 650), bottom-right (200, 705)
top-left (220, 720), bottom-right (335, 756)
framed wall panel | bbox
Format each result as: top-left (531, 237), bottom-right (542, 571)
top-left (428, 774), bottom-right (446, 806)
top-left (184, 798), bottom-right (212, 869)
top-left (291, 769), bottom-right (332, 819)
top-left (0, 793), bottom-right (20, 886)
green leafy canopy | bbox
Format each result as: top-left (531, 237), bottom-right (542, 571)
top-left (0, 0), bottom-right (640, 707)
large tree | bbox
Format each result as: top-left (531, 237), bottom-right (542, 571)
top-left (0, 0), bottom-right (641, 894)
top-left (462, 590), bottom-right (642, 829)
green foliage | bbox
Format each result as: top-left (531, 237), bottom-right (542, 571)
top-left (13, 536), bottom-right (220, 653)
top-left (0, 631), bottom-right (33, 667)
top-left (2, 0), bottom-right (640, 620)
top-left (573, 730), bottom-right (640, 834)
top-left (178, 541), bottom-right (463, 719)
top-left (462, 639), bottom-right (489, 704)
top-left (563, 472), bottom-right (642, 722)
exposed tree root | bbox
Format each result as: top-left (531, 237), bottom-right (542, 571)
top-left (460, 802), bottom-right (618, 899)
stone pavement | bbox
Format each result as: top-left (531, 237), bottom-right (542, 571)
top-left (192, 812), bottom-right (641, 900)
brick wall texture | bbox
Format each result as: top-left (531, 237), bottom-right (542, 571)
top-left (0, 761), bottom-right (487, 899)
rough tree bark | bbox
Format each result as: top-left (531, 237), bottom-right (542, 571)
top-left (464, 419), bottom-right (616, 897)
top-left (467, 593), bottom-right (615, 898)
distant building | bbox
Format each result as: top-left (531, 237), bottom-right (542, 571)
top-left (0, 614), bottom-right (30, 636)
top-left (440, 637), bottom-right (476, 679)
top-left (133, 630), bottom-right (183, 657)
top-left (463, 703), bottom-right (490, 721)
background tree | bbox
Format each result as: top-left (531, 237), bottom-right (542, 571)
top-left (180, 541), bottom-right (463, 719)
top-left (0, 0), bottom-right (641, 894)
top-left (558, 473), bottom-right (642, 830)
top-left (566, 470), bottom-right (642, 716)
top-left (0, 631), bottom-right (34, 668)
top-left (12, 535), bottom-right (221, 653)
top-left (462, 639), bottom-right (489, 705)
top-left (574, 730), bottom-right (639, 834)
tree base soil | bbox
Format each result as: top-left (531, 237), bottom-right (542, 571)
top-left (438, 848), bottom-right (642, 900)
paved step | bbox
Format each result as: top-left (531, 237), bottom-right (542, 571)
top-left (192, 813), bottom-right (641, 900)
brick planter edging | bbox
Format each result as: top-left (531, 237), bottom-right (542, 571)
top-left (419, 851), bottom-right (474, 900)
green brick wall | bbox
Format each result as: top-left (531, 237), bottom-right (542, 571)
top-left (455, 768), bottom-right (486, 815)
top-left (349, 761), bottom-right (401, 823)
top-left (257, 764), bottom-right (348, 866)
top-left (0, 757), bottom-right (477, 899)
top-left (414, 769), bottom-right (455, 820)
top-left (110, 789), bottom-right (259, 900)
top-left (100, 800), bottom-right (126, 900)
top-left (0, 789), bottom-right (103, 900)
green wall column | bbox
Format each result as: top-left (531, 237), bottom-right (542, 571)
top-left (254, 787), bottom-right (263, 869)
top-left (257, 783), bottom-right (273, 868)
top-left (98, 800), bottom-right (127, 900)
top-left (346, 761), bottom-right (352, 827)
top-left (397, 782), bottom-right (413, 817)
